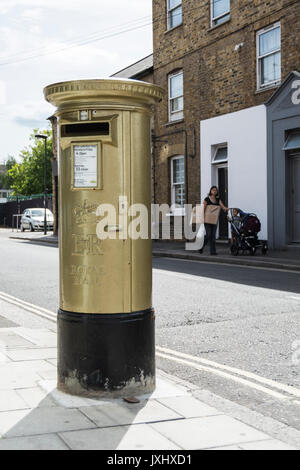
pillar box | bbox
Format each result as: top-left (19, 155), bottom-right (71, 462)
top-left (44, 79), bottom-right (163, 397)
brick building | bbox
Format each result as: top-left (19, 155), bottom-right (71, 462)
top-left (111, 55), bottom-right (157, 204)
top-left (152, 0), bottom-right (300, 247)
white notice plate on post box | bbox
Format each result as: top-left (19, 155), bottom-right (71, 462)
top-left (73, 144), bottom-right (98, 188)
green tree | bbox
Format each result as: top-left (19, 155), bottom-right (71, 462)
top-left (0, 156), bottom-right (17, 189)
top-left (8, 129), bottom-right (53, 196)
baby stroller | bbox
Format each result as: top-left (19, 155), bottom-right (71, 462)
top-left (228, 208), bottom-right (268, 256)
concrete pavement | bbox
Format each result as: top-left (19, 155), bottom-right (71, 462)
top-left (0, 299), bottom-right (298, 450)
top-left (152, 240), bottom-right (300, 272)
top-left (7, 229), bottom-right (300, 272)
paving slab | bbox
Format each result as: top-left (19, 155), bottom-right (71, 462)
top-left (5, 348), bottom-right (57, 361)
top-left (0, 352), bottom-right (9, 362)
top-left (39, 380), bottom-right (113, 408)
top-left (238, 439), bottom-right (297, 450)
top-left (139, 376), bottom-right (190, 400)
top-left (150, 415), bottom-right (271, 449)
top-left (37, 369), bottom-right (57, 380)
top-left (0, 315), bottom-right (18, 328)
top-left (79, 399), bottom-right (182, 428)
top-left (59, 423), bottom-right (180, 450)
top-left (0, 390), bottom-right (28, 412)
top-left (39, 376), bottom-right (190, 408)
top-left (156, 396), bottom-right (221, 419)
top-left (0, 409), bottom-right (32, 437)
top-left (0, 330), bottom-right (35, 349)
top-left (213, 439), bottom-right (296, 450)
top-left (0, 359), bottom-right (56, 382)
top-left (0, 407), bottom-right (96, 438)
top-left (212, 445), bottom-right (242, 450)
top-left (47, 359), bottom-right (57, 366)
top-left (0, 363), bottom-right (44, 389)
top-left (16, 387), bottom-right (57, 409)
top-left (0, 434), bottom-right (69, 450)
top-left (15, 328), bottom-right (57, 347)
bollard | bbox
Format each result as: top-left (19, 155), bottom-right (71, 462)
top-left (44, 79), bottom-right (163, 397)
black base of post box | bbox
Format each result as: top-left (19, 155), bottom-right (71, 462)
top-left (57, 308), bottom-right (155, 398)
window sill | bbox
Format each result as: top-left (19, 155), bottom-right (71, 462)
top-left (207, 17), bottom-right (231, 32)
top-left (212, 160), bottom-right (228, 165)
top-left (166, 212), bottom-right (185, 217)
top-left (255, 82), bottom-right (281, 94)
top-left (164, 23), bottom-right (183, 35)
top-left (166, 119), bottom-right (184, 127)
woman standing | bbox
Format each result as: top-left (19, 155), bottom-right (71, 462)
top-left (200, 186), bottom-right (228, 255)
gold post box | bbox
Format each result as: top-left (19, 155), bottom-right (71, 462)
top-left (44, 79), bottom-right (163, 397)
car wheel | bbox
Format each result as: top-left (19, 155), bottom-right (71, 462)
top-left (30, 223), bottom-right (34, 232)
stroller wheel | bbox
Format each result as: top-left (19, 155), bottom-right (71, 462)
top-left (250, 246), bottom-right (256, 256)
top-left (262, 243), bottom-right (268, 255)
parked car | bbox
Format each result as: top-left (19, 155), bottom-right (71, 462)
top-left (20, 208), bottom-right (54, 232)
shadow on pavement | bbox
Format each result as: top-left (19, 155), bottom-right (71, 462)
top-left (16, 240), bottom-right (58, 249)
top-left (153, 257), bottom-right (300, 295)
top-left (0, 392), bottom-right (150, 450)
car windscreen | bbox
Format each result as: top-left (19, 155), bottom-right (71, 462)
top-left (31, 210), bottom-right (44, 217)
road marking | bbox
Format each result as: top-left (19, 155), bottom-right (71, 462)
top-left (0, 291), bottom-right (56, 323)
top-left (156, 346), bottom-right (300, 400)
top-left (287, 296), bottom-right (300, 301)
top-left (153, 269), bottom-right (204, 283)
top-left (156, 351), bottom-right (288, 401)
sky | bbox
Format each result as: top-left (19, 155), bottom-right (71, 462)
top-left (0, 0), bottom-right (153, 163)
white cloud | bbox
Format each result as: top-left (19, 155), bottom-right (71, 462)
top-left (0, 0), bottom-right (153, 159)
top-left (45, 40), bottom-right (119, 67)
top-left (6, 100), bottom-right (53, 124)
top-left (0, 81), bottom-right (6, 104)
top-left (28, 25), bottom-right (41, 34)
top-left (0, 0), bottom-right (149, 14)
top-left (21, 8), bottom-right (43, 20)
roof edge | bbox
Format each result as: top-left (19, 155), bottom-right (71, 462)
top-left (111, 54), bottom-right (153, 78)
top-left (266, 71), bottom-right (300, 105)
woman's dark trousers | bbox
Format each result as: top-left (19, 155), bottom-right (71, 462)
top-left (204, 223), bottom-right (217, 254)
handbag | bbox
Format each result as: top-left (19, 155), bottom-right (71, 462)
top-left (204, 205), bottom-right (221, 225)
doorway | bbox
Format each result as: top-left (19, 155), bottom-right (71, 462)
top-left (289, 153), bottom-right (300, 243)
top-left (218, 165), bottom-right (228, 239)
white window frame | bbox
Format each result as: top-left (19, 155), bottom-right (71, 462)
top-left (167, 0), bottom-right (182, 31)
top-left (257, 22), bottom-right (281, 90)
top-left (171, 155), bottom-right (185, 215)
top-left (211, 0), bottom-right (230, 27)
top-left (211, 144), bottom-right (228, 165)
top-left (168, 70), bottom-right (184, 122)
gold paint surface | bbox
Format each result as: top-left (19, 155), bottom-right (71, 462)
top-left (46, 79), bottom-right (162, 314)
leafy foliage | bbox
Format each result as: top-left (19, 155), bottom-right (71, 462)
top-left (0, 156), bottom-right (17, 189)
top-left (7, 129), bottom-right (53, 196)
